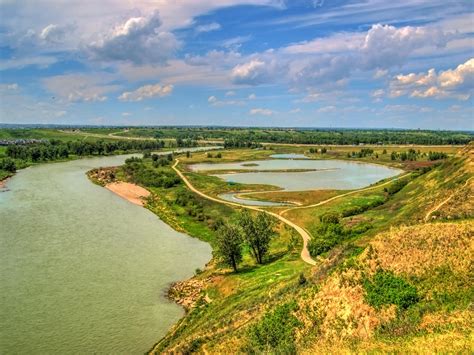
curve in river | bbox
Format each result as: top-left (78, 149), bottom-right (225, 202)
top-left (0, 151), bottom-right (213, 354)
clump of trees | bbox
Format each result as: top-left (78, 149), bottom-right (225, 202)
top-left (309, 147), bottom-right (328, 154)
top-left (428, 151), bottom-right (447, 161)
top-left (151, 153), bottom-right (172, 167)
top-left (348, 148), bottom-right (374, 158)
top-left (308, 212), bottom-right (372, 257)
top-left (215, 210), bottom-right (276, 272)
top-left (239, 210), bottom-right (275, 264)
top-left (123, 158), bottom-right (180, 188)
top-left (0, 158), bottom-right (16, 172)
top-left (206, 152), bottom-right (222, 158)
top-left (223, 140), bottom-right (262, 149)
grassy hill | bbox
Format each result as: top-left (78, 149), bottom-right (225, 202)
top-left (151, 145), bottom-right (473, 353)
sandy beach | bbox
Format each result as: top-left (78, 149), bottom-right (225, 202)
top-left (106, 182), bottom-right (151, 206)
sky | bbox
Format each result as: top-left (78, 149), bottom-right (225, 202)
top-left (0, 0), bottom-right (473, 129)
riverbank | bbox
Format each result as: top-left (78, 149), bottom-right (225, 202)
top-left (106, 182), bottom-right (151, 206)
top-left (0, 175), bottom-right (11, 189)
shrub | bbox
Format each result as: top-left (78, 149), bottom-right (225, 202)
top-left (0, 158), bottom-right (16, 172)
top-left (363, 270), bottom-right (419, 310)
top-left (247, 302), bottom-right (301, 353)
top-left (384, 178), bottom-right (409, 196)
top-left (319, 212), bottom-right (340, 224)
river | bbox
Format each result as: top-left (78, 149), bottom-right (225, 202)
top-left (0, 152), bottom-right (213, 354)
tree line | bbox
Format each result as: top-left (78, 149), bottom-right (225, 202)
top-left (4, 139), bottom-right (169, 164)
top-left (134, 127), bottom-right (472, 145)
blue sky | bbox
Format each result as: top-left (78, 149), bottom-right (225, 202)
top-left (0, 0), bottom-right (473, 129)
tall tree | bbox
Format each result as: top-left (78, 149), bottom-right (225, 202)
top-left (216, 224), bottom-right (243, 272)
top-left (239, 210), bottom-right (275, 264)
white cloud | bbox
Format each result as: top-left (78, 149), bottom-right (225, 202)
top-left (250, 108), bottom-right (274, 116)
top-left (225, 90), bottom-right (236, 96)
top-left (231, 59), bottom-right (281, 85)
top-left (360, 24), bottom-right (448, 70)
top-left (43, 73), bottom-right (120, 102)
top-left (248, 93), bottom-right (257, 100)
top-left (39, 23), bottom-right (75, 43)
top-left (89, 10), bottom-right (181, 64)
top-left (232, 60), bottom-right (265, 83)
top-left (208, 95), bottom-right (244, 106)
top-left (284, 32), bottom-right (364, 54)
top-left (0, 56), bottom-right (57, 71)
top-left (118, 83), bottom-right (173, 101)
top-left (389, 58), bottom-right (473, 100)
top-left (0, 83), bottom-right (19, 91)
top-left (195, 22), bottom-right (221, 33)
top-left (317, 105), bottom-right (337, 113)
top-left (373, 69), bottom-right (388, 79)
top-left (370, 88), bottom-right (385, 102)
top-left (221, 35), bottom-right (252, 49)
top-left (289, 108), bottom-right (301, 113)
top-left (122, 112), bottom-right (131, 116)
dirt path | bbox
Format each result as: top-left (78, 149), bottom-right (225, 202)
top-left (424, 177), bottom-right (472, 222)
top-left (279, 173), bottom-right (411, 216)
top-left (172, 160), bottom-right (317, 266)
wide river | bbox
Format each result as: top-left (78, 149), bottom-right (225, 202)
top-left (0, 152), bottom-right (213, 354)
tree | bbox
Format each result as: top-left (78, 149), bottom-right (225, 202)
top-left (239, 210), bottom-right (275, 264)
top-left (216, 224), bottom-right (243, 272)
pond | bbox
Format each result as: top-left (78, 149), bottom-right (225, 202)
top-left (0, 148), bottom-right (215, 354)
top-left (190, 159), bottom-right (402, 206)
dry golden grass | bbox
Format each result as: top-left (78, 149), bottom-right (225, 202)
top-left (314, 268), bottom-right (397, 341)
top-left (364, 222), bottom-right (473, 276)
top-left (298, 221), bottom-right (473, 353)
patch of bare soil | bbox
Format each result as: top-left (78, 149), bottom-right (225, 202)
top-left (106, 181), bottom-right (150, 206)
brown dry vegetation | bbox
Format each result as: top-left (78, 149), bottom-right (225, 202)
top-left (300, 222), bottom-right (473, 353)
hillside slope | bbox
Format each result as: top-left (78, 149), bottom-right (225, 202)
top-left (153, 145), bottom-right (473, 354)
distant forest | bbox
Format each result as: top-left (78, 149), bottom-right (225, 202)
top-left (116, 127), bottom-right (473, 145)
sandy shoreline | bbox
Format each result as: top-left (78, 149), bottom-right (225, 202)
top-left (105, 181), bottom-right (151, 206)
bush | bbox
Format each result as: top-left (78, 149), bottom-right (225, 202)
top-left (384, 178), bottom-right (409, 196)
top-left (341, 198), bottom-right (384, 217)
top-left (319, 212), bottom-right (340, 224)
top-left (247, 302), bottom-right (301, 353)
top-left (363, 270), bottom-right (419, 309)
top-left (0, 158), bottom-right (16, 172)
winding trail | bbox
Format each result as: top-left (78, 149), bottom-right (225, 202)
top-left (173, 160), bottom-right (410, 266)
top-left (424, 176), bottom-right (472, 222)
top-left (172, 160), bottom-right (317, 266)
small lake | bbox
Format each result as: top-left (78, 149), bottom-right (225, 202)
top-left (270, 154), bottom-right (309, 159)
top-left (0, 148), bottom-right (215, 354)
top-left (190, 159), bottom-right (402, 205)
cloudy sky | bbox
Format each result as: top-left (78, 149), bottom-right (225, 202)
top-left (0, 0), bottom-right (473, 129)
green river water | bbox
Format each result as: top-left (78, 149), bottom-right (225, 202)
top-left (0, 154), bottom-right (212, 354)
